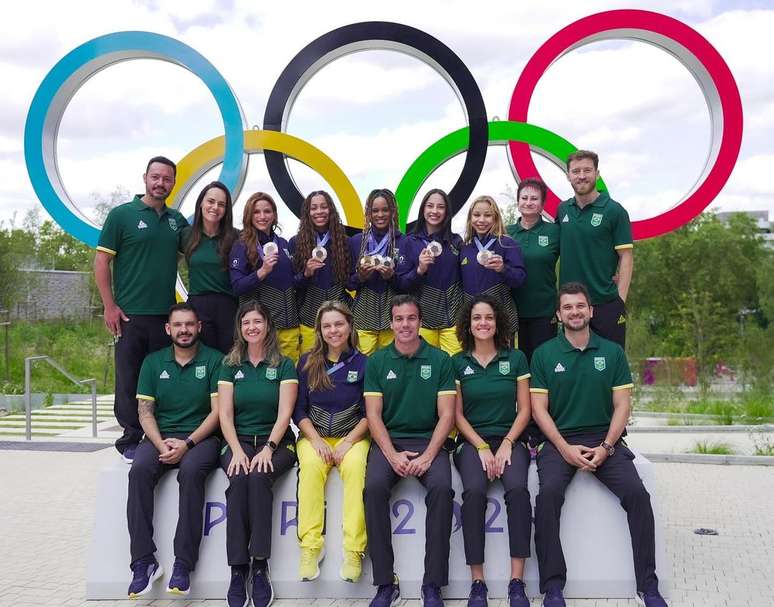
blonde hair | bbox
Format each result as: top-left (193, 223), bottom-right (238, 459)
top-left (302, 301), bottom-right (359, 391)
top-left (464, 195), bottom-right (507, 243)
top-left (225, 300), bottom-right (282, 368)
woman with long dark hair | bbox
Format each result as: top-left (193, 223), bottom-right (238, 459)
top-left (293, 300), bottom-right (369, 583)
top-left (218, 300), bottom-right (298, 607)
top-left (229, 192), bottom-right (300, 362)
top-left (289, 190), bottom-right (351, 355)
top-left (182, 181), bottom-right (238, 353)
top-left (452, 294), bottom-right (532, 607)
top-left (397, 188), bottom-right (464, 354)
top-left (347, 188), bottom-right (405, 355)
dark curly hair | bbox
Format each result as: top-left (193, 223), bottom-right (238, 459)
top-left (456, 294), bottom-right (512, 352)
top-left (292, 190), bottom-right (350, 284)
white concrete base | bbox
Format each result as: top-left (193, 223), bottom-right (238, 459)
top-left (87, 450), bottom-right (669, 599)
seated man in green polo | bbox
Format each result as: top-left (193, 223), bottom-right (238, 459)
top-left (529, 282), bottom-right (667, 607)
top-left (126, 303), bottom-right (223, 599)
top-left (363, 294), bottom-right (457, 607)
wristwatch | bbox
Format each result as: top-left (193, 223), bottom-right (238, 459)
top-left (185, 437), bottom-right (195, 450)
top-left (600, 441), bottom-right (615, 457)
top-left (267, 440), bottom-right (278, 451)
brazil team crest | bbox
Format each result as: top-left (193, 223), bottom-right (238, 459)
top-left (420, 365), bottom-right (432, 380)
top-left (168, 217), bottom-right (178, 231)
top-left (590, 213), bottom-right (603, 227)
top-left (266, 367), bottom-right (277, 380)
top-left (594, 357), bottom-right (606, 371)
top-left (499, 361), bottom-right (510, 375)
top-left (347, 370), bottom-right (358, 383)
top-left (538, 235), bottom-right (549, 247)
top-left (195, 365), bottom-right (206, 379)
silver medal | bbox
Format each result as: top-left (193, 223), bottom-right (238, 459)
top-left (476, 250), bottom-right (492, 265)
top-left (381, 256), bottom-right (394, 269)
top-left (427, 241), bottom-right (443, 257)
top-left (262, 241), bottom-right (278, 257)
top-left (312, 245), bottom-right (327, 261)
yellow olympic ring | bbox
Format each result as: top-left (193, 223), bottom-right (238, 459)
top-left (167, 129), bottom-right (364, 229)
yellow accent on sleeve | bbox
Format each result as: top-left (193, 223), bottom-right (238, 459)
top-left (280, 379), bottom-right (299, 385)
top-left (529, 388), bottom-right (549, 394)
top-left (210, 392), bottom-right (218, 398)
top-left (217, 380), bottom-right (233, 386)
top-left (136, 394), bottom-right (155, 402)
top-left (363, 391), bottom-right (383, 397)
top-left (454, 379), bottom-right (461, 385)
top-left (517, 373), bottom-right (531, 381)
top-left (614, 243), bottom-right (634, 250)
top-left (438, 390), bottom-right (457, 396)
top-left (96, 246), bottom-right (116, 255)
top-left (612, 383), bottom-right (634, 391)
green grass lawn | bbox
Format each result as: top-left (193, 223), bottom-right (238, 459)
top-left (0, 319), bottom-right (115, 395)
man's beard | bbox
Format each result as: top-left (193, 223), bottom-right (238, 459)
top-left (172, 333), bottom-right (199, 349)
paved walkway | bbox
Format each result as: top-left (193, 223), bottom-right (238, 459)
top-left (0, 448), bottom-right (771, 607)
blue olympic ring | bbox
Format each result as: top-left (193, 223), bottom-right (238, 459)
top-left (24, 31), bottom-right (246, 247)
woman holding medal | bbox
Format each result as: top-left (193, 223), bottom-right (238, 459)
top-left (218, 300), bottom-right (298, 607)
top-left (229, 192), bottom-right (301, 362)
top-left (182, 181), bottom-right (239, 353)
top-left (452, 294), bottom-right (532, 607)
top-left (347, 188), bottom-right (405, 355)
top-left (396, 188), bottom-right (464, 355)
top-left (289, 191), bottom-right (351, 355)
top-left (293, 301), bottom-right (369, 583)
top-left (459, 195), bottom-right (526, 342)
top-left (506, 178), bottom-right (560, 362)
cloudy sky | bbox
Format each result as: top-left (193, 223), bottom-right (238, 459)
top-left (3, 0), bottom-right (772, 240)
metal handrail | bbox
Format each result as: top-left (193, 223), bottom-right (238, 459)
top-left (24, 355), bottom-right (98, 440)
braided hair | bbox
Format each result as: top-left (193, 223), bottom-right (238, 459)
top-left (357, 188), bottom-right (400, 263)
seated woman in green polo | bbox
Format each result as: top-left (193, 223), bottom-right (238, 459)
top-left (217, 300), bottom-right (298, 607)
top-left (452, 294), bottom-right (533, 607)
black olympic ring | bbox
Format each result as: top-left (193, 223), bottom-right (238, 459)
top-left (262, 21), bottom-right (489, 227)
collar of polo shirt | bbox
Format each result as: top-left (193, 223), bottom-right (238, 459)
top-left (559, 330), bottom-right (602, 353)
top-left (387, 337), bottom-right (429, 359)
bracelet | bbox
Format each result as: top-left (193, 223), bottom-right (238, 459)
top-left (476, 442), bottom-right (490, 451)
top-left (502, 436), bottom-right (514, 446)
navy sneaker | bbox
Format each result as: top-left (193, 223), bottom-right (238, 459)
top-left (167, 559), bottom-right (190, 595)
top-left (226, 565), bottom-right (250, 607)
top-left (421, 582), bottom-right (444, 607)
top-left (508, 578), bottom-right (529, 607)
top-left (369, 575), bottom-right (400, 607)
top-left (127, 556), bottom-right (162, 598)
top-left (542, 587), bottom-right (566, 607)
top-left (121, 444), bottom-right (138, 464)
top-left (467, 579), bottom-right (488, 607)
top-left (636, 585), bottom-right (668, 607)
top-left (251, 562), bottom-right (274, 607)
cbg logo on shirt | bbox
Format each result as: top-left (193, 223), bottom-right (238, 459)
top-left (420, 365), bottom-right (431, 380)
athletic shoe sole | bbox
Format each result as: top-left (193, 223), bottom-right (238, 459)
top-left (128, 564), bottom-right (163, 598)
top-left (167, 583), bottom-right (190, 595)
top-left (300, 547), bottom-right (325, 581)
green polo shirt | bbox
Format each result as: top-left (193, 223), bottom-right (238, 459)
top-left (97, 196), bottom-right (188, 315)
top-left (556, 191), bottom-right (633, 305)
top-left (364, 339), bottom-right (456, 439)
top-left (530, 331), bottom-right (633, 436)
top-left (182, 227), bottom-right (234, 296)
top-left (453, 348), bottom-right (530, 437)
top-left (136, 344), bottom-right (222, 434)
top-left (507, 217), bottom-right (560, 318)
top-left (218, 356), bottom-right (298, 435)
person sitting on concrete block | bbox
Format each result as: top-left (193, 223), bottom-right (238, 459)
top-left (126, 303), bottom-right (223, 598)
top-left (363, 294), bottom-right (457, 607)
top-left (529, 282), bottom-right (667, 607)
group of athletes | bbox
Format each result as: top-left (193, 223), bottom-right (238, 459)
top-left (93, 149), bottom-right (667, 607)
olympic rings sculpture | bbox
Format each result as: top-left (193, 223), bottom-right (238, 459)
top-left (25, 9), bottom-right (742, 246)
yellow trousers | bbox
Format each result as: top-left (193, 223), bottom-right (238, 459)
top-left (357, 330), bottom-right (393, 356)
top-left (299, 324), bottom-right (316, 356)
top-left (278, 327), bottom-right (301, 364)
top-left (419, 327), bottom-right (462, 355)
top-left (296, 436), bottom-right (369, 552)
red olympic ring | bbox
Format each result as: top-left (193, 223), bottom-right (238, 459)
top-left (508, 9), bottom-right (743, 240)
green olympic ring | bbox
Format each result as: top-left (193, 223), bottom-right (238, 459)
top-left (395, 120), bottom-right (607, 230)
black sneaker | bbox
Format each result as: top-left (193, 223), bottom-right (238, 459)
top-left (166, 559), bottom-right (190, 595)
top-left (542, 587), bottom-right (566, 607)
top-left (127, 556), bottom-right (162, 598)
top-left (421, 582), bottom-right (444, 607)
top-left (369, 575), bottom-right (400, 607)
top-left (636, 584), bottom-right (668, 607)
top-left (467, 579), bottom-right (488, 607)
top-left (251, 561), bottom-right (274, 607)
top-left (227, 565), bottom-right (249, 607)
top-left (508, 578), bottom-right (529, 607)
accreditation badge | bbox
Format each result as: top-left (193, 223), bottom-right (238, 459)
top-left (347, 370), bottom-right (358, 383)
top-left (266, 367), bottom-right (277, 380)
